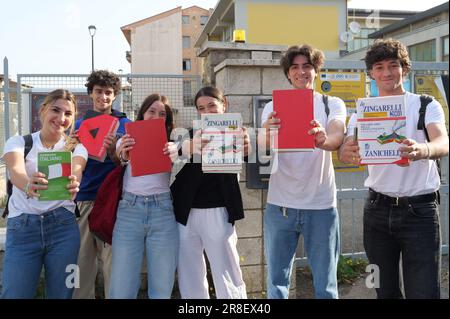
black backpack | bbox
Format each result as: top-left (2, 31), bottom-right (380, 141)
top-left (2, 134), bottom-right (80, 218)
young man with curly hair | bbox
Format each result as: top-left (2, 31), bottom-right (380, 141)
top-left (339, 39), bottom-right (448, 299)
top-left (73, 70), bottom-right (131, 299)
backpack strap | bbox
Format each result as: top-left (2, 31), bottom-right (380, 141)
top-left (23, 134), bottom-right (33, 158)
top-left (418, 94), bottom-right (433, 142)
top-left (322, 94), bottom-right (330, 118)
top-left (2, 134), bottom-right (33, 218)
top-left (417, 94), bottom-right (442, 199)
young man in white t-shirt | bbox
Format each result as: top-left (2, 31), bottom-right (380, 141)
top-left (260, 44), bottom-right (346, 299)
top-left (339, 39), bottom-right (449, 299)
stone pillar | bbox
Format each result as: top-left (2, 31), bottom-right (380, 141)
top-left (198, 42), bottom-right (299, 298)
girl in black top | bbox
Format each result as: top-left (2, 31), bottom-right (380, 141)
top-left (171, 86), bottom-right (250, 299)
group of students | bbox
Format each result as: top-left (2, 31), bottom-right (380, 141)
top-left (1, 38), bottom-right (448, 299)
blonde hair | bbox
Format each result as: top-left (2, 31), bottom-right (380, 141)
top-left (39, 89), bottom-right (78, 151)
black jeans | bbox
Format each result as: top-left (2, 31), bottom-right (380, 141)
top-left (363, 189), bottom-right (441, 299)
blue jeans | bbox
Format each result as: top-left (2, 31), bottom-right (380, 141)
top-left (1, 207), bottom-right (80, 299)
top-left (109, 191), bottom-right (179, 299)
top-left (363, 190), bottom-right (441, 299)
top-left (264, 203), bottom-right (340, 299)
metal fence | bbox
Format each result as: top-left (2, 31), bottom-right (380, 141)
top-left (295, 61), bottom-right (449, 264)
top-left (12, 74), bottom-right (201, 135)
top-left (1, 67), bottom-right (449, 262)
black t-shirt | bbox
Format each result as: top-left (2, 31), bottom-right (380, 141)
top-left (191, 173), bottom-right (226, 208)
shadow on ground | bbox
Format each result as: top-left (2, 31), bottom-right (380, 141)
top-left (296, 255), bottom-right (449, 299)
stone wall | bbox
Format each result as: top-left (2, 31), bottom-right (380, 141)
top-left (203, 42), bottom-right (295, 297)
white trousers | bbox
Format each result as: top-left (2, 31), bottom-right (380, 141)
top-left (178, 207), bottom-right (247, 299)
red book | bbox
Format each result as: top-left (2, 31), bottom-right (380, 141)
top-left (126, 118), bottom-right (172, 177)
top-left (273, 89), bottom-right (314, 152)
top-left (78, 113), bottom-right (119, 162)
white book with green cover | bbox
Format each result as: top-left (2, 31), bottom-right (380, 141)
top-left (37, 151), bottom-right (72, 201)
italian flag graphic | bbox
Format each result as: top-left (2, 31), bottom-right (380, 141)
top-left (43, 162), bottom-right (71, 180)
top-left (37, 151), bottom-right (72, 201)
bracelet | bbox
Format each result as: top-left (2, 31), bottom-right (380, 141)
top-left (119, 152), bottom-right (129, 165)
top-left (24, 181), bottom-right (31, 199)
top-left (424, 141), bottom-right (431, 159)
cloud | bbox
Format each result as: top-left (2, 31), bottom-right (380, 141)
top-left (65, 3), bottom-right (81, 29)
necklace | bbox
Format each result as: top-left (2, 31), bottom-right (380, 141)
top-left (40, 133), bottom-right (57, 150)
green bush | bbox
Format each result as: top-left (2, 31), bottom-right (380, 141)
top-left (337, 255), bottom-right (368, 285)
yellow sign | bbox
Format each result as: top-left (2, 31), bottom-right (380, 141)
top-left (414, 75), bottom-right (449, 132)
top-left (315, 71), bottom-right (366, 111)
top-left (315, 72), bottom-right (366, 172)
top-left (233, 29), bottom-right (246, 43)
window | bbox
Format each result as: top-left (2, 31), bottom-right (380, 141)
top-left (183, 80), bottom-right (194, 106)
top-left (182, 15), bottom-right (190, 24)
top-left (183, 59), bottom-right (191, 71)
top-left (443, 36), bottom-right (449, 62)
top-left (347, 28), bottom-right (376, 52)
top-left (200, 15), bottom-right (209, 26)
top-left (408, 40), bottom-right (436, 61)
top-left (182, 36), bottom-right (191, 49)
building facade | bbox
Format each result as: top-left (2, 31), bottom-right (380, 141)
top-left (121, 6), bottom-right (212, 75)
top-left (343, 2), bottom-right (449, 62)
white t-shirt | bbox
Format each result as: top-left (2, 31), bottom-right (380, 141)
top-left (347, 92), bottom-right (445, 197)
top-left (116, 139), bottom-right (170, 196)
top-left (2, 131), bottom-right (88, 218)
top-left (261, 92), bottom-right (346, 209)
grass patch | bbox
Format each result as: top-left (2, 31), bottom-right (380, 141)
top-left (337, 255), bottom-right (368, 285)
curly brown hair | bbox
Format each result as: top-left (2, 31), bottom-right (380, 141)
top-left (85, 70), bottom-right (121, 95)
top-left (280, 44), bottom-right (324, 83)
top-left (365, 39), bottom-right (411, 76)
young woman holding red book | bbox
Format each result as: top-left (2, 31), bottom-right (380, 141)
top-left (109, 93), bottom-right (178, 299)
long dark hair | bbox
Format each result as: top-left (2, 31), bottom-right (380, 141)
top-left (136, 93), bottom-right (174, 138)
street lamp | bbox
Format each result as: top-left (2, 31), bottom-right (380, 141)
top-left (88, 25), bottom-right (97, 72)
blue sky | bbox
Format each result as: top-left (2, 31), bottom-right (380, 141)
top-left (1, 0), bottom-right (447, 79)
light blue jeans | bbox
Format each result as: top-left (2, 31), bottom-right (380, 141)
top-left (109, 191), bottom-right (179, 299)
top-left (264, 203), bottom-right (340, 299)
top-left (1, 207), bottom-right (80, 299)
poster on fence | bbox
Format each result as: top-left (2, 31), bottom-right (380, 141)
top-left (414, 75), bottom-right (449, 132)
top-left (315, 71), bottom-right (366, 172)
top-left (31, 93), bottom-right (93, 132)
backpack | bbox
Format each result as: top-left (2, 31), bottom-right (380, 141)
top-left (417, 94), bottom-right (442, 203)
top-left (88, 165), bottom-right (126, 245)
top-left (2, 134), bottom-right (80, 218)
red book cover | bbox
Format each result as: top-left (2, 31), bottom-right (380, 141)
top-left (126, 119), bottom-right (172, 177)
top-left (273, 89), bottom-right (314, 152)
top-left (78, 113), bottom-right (119, 162)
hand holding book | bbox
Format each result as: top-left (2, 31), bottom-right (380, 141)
top-left (163, 141), bottom-right (179, 163)
top-left (308, 120), bottom-right (327, 149)
top-left (25, 172), bottom-right (48, 198)
top-left (116, 134), bottom-right (135, 162)
top-left (66, 175), bottom-right (80, 200)
top-left (397, 138), bottom-right (425, 166)
top-left (339, 137), bottom-right (361, 165)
